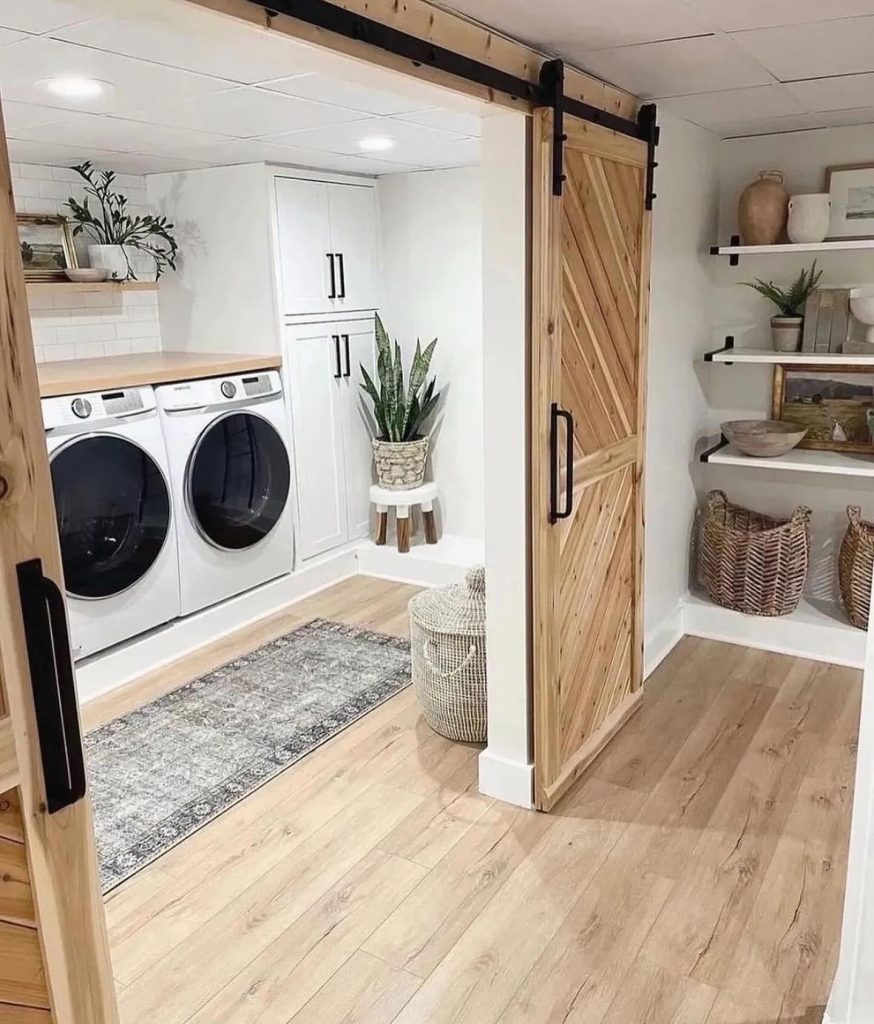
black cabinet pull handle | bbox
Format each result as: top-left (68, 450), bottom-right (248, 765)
top-left (343, 334), bottom-right (351, 377)
top-left (549, 403), bottom-right (575, 523)
top-left (16, 558), bottom-right (87, 814)
top-left (327, 254), bottom-right (337, 299)
top-left (336, 253), bottom-right (346, 299)
top-left (332, 335), bottom-right (342, 378)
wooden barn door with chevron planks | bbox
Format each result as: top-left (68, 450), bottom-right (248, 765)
top-left (532, 112), bottom-right (652, 811)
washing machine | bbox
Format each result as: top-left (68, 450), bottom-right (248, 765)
top-left (43, 386), bottom-right (180, 661)
top-left (155, 371), bottom-right (294, 615)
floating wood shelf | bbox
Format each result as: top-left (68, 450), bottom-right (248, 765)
top-left (711, 237), bottom-right (874, 260)
top-left (25, 281), bottom-right (157, 294)
top-left (706, 345), bottom-right (874, 366)
top-left (702, 441), bottom-right (874, 478)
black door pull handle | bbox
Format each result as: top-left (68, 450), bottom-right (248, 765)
top-left (327, 254), bottom-right (337, 299)
top-left (16, 558), bottom-right (87, 814)
top-left (332, 335), bottom-right (342, 379)
top-left (549, 403), bottom-right (575, 523)
top-left (343, 334), bottom-right (351, 378)
top-left (336, 253), bottom-right (346, 299)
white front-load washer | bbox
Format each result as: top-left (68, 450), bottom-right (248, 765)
top-left (155, 371), bottom-right (294, 615)
top-left (43, 386), bottom-right (180, 661)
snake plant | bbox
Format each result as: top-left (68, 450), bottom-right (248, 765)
top-left (359, 315), bottom-right (440, 441)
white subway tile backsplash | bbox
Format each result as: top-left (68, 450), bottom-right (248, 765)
top-left (128, 338), bottom-right (161, 354)
top-left (16, 164), bottom-right (44, 180)
top-left (76, 342), bottom-right (107, 359)
top-left (42, 344), bottom-right (77, 363)
top-left (104, 340), bottom-right (132, 356)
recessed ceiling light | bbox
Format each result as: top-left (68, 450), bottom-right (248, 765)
top-left (358, 136), bottom-right (395, 153)
top-left (37, 76), bottom-right (112, 101)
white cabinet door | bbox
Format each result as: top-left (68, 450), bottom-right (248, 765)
top-left (328, 183), bottom-right (379, 313)
top-left (286, 324), bottom-right (348, 560)
top-left (338, 319), bottom-right (377, 540)
top-left (275, 177), bottom-right (334, 316)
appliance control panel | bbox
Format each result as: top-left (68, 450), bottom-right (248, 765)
top-left (156, 371), bottom-right (282, 411)
top-left (242, 375), bottom-right (273, 398)
top-left (42, 386), bottom-right (156, 431)
top-left (102, 390), bottom-right (145, 417)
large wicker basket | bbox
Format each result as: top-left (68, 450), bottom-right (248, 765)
top-left (408, 566), bottom-right (486, 743)
top-left (697, 490), bottom-right (811, 617)
top-left (839, 505), bottom-right (874, 630)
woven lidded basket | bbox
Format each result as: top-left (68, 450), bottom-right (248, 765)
top-left (408, 566), bottom-right (487, 743)
top-left (839, 505), bottom-right (874, 630)
top-left (697, 490), bottom-right (811, 617)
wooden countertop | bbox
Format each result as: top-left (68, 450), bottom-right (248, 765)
top-left (37, 350), bottom-right (282, 398)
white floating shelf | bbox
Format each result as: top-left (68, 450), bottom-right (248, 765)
top-left (705, 442), bottom-right (874, 478)
top-left (707, 347), bottom-right (874, 366)
top-left (711, 238), bottom-right (874, 257)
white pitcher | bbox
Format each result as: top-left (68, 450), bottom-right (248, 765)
top-left (787, 193), bottom-right (830, 244)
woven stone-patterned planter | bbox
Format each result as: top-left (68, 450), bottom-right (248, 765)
top-left (372, 436), bottom-right (429, 490)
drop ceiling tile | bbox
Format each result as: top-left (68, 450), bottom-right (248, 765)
top-left (262, 116), bottom-right (465, 163)
top-left (661, 84), bottom-right (806, 127)
top-left (579, 33), bottom-right (775, 99)
top-left (732, 17), bottom-right (874, 80)
top-left (686, 0), bottom-right (874, 32)
top-left (53, 10), bottom-right (326, 84)
top-left (393, 107), bottom-right (483, 136)
top-left (434, 0), bottom-right (709, 51)
top-left (0, 37), bottom-right (229, 115)
top-left (717, 107), bottom-right (874, 137)
top-left (396, 136), bottom-right (481, 168)
top-left (788, 73), bottom-right (874, 112)
top-left (9, 110), bottom-right (233, 156)
top-left (259, 74), bottom-right (428, 116)
top-left (6, 138), bottom-right (133, 170)
top-left (1, 100), bottom-right (68, 131)
top-left (0, 0), bottom-right (95, 34)
top-left (123, 86), bottom-right (369, 139)
top-left (0, 25), bottom-right (24, 46)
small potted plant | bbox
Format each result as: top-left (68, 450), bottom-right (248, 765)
top-left (742, 260), bottom-right (822, 352)
top-left (359, 315), bottom-right (440, 490)
top-left (64, 162), bottom-right (178, 282)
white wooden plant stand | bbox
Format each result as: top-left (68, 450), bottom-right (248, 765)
top-left (370, 483), bottom-right (439, 553)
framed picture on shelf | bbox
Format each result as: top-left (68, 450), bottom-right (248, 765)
top-left (826, 163), bottom-right (874, 239)
top-left (772, 364), bottom-right (874, 453)
top-left (15, 214), bottom-right (78, 281)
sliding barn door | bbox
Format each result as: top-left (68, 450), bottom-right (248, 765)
top-left (532, 111), bottom-right (651, 811)
top-left (0, 103), bottom-right (119, 1020)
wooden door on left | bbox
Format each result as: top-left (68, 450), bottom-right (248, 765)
top-left (0, 102), bottom-right (119, 1020)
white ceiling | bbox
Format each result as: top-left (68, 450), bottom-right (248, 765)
top-left (436, 0), bottom-right (874, 137)
top-left (0, 0), bottom-right (485, 176)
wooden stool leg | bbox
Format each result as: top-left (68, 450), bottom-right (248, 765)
top-left (422, 501), bottom-right (438, 545)
top-left (375, 505), bottom-right (388, 546)
top-left (396, 506), bottom-right (411, 553)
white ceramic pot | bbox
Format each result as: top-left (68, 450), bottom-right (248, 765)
top-left (88, 244), bottom-right (132, 282)
top-left (850, 286), bottom-right (874, 344)
top-left (771, 315), bottom-right (804, 352)
top-left (787, 193), bottom-right (830, 244)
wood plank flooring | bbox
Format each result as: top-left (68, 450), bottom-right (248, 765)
top-left (96, 576), bottom-right (860, 1024)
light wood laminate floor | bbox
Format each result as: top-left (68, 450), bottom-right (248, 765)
top-left (96, 576), bottom-right (860, 1024)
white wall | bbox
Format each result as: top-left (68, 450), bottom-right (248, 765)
top-left (377, 166), bottom-right (484, 541)
top-left (702, 124), bottom-right (874, 612)
top-left (13, 163), bottom-right (162, 361)
top-left (644, 111), bottom-right (719, 665)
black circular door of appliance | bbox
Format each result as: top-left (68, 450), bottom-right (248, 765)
top-left (188, 413), bottom-right (290, 550)
top-left (51, 436), bottom-right (171, 599)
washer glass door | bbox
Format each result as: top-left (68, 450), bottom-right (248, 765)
top-left (51, 435), bottom-right (172, 599)
top-left (187, 412), bottom-right (291, 550)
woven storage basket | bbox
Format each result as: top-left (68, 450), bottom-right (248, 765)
top-left (839, 505), bottom-right (874, 630)
top-left (408, 566), bottom-right (487, 743)
top-left (697, 490), bottom-right (811, 617)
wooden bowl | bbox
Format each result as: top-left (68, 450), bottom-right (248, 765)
top-left (722, 419), bottom-right (807, 458)
top-left (65, 268), bottom-right (109, 283)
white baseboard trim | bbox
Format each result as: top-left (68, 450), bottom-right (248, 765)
top-left (644, 602), bottom-right (685, 679)
top-left (478, 749), bottom-right (534, 808)
top-left (683, 593), bottom-right (865, 669)
top-left (357, 534), bottom-right (484, 588)
top-left (76, 549), bottom-right (358, 704)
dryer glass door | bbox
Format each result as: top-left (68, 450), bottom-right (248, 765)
top-left (51, 435), bottom-right (172, 599)
top-left (187, 412), bottom-right (291, 550)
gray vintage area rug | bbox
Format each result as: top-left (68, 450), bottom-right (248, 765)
top-left (86, 618), bottom-right (411, 892)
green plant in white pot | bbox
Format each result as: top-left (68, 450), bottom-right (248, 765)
top-left (64, 162), bottom-right (178, 282)
top-left (359, 315), bottom-right (440, 490)
top-left (742, 260), bottom-right (822, 353)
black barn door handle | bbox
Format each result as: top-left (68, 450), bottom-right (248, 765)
top-left (16, 558), bottom-right (87, 814)
top-left (332, 335), bottom-right (342, 378)
top-left (327, 254), bottom-right (337, 299)
top-left (549, 403), bottom-right (574, 523)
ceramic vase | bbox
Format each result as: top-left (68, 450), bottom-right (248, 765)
top-left (771, 315), bottom-right (804, 352)
top-left (787, 193), bottom-right (830, 244)
top-left (738, 171), bottom-right (789, 245)
top-left (88, 244), bottom-right (132, 282)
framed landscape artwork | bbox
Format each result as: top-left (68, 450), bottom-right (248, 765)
top-left (827, 163), bottom-right (874, 240)
top-left (16, 214), bottom-right (78, 281)
top-left (772, 364), bottom-right (874, 453)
